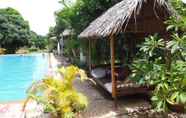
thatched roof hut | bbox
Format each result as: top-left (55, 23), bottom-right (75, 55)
top-left (79, 0), bottom-right (176, 39)
top-left (62, 29), bottom-right (75, 38)
top-left (79, 0), bottom-right (178, 100)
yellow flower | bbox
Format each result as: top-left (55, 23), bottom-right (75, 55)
top-left (63, 106), bottom-right (72, 113)
top-left (59, 66), bottom-right (80, 82)
top-left (58, 67), bottom-right (66, 75)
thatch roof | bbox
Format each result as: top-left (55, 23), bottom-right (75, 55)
top-left (62, 29), bottom-right (75, 37)
top-left (79, 0), bottom-right (176, 39)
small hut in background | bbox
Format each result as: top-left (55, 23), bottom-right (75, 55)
top-left (63, 29), bottom-right (74, 38)
top-left (79, 0), bottom-right (176, 99)
top-left (58, 29), bottom-right (74, 56)
top-left (60, 29), bottom-right (87, 65)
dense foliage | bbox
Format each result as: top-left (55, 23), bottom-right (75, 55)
top-left (29, 31), bottom-right (48, 50)
top-left (130, 35), bottom-right (186, 111)
top-left (129, 0), bottom-right (186, 112)
top-left (0, 8), bottom-right (49, 53)
top-left (24, 66), bottom-right (88, 118)
top-left (0, 8), bottom-right (31, 53)
top-left (55, 0), bottom-right (121, 36)
top-left (49, 0), bottom-right (122, 64)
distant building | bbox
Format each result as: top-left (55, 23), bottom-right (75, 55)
top-left (58, 29), bottom-right (74, 56)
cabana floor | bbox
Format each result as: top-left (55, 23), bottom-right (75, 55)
top-left (92, 76), bottom-right (153, 98)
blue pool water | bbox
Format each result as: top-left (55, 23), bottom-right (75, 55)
top-left (0, 53), bottom-right (49, 102)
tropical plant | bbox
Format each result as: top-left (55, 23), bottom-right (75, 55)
top-left (170, 0), bottom-right (186, 16)
top-left (140, 35), bottom-right (164, 58)
top-left (151, 60), bottom-right (186, 112)
top-left (165, 16), bottom-right (186, 32)
top-left (129, 0), bottom-right (186, 111)
top-left (168, 61), bottom-right (186, 105)
top-left (167, 33), bottom-right (186, 61)
top-left (129, 35), bottom-right (165, 85)
top-left (130, 58), bottom-right (165, 86)
top-left (130, 33), bottom-right (186, 111)
top-left (151, 81), bottom-right (170, 112)
top-left (23, 66), bottom-right (88, 118)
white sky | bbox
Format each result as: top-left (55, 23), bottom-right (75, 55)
top-left (0, 0), bottom-right (62, 35)
top-left (183, 0), bottom-right (186, 3)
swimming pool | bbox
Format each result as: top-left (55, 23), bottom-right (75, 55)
top-left (0, 53), bottom-right (49, 102)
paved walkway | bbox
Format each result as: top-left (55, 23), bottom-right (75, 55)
top-left (74, 80), bottom-right (150, 118)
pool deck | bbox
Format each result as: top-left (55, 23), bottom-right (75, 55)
top-left (0, 101), bottom-right (47, 118)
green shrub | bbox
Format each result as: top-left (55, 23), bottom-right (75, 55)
top-left (130, 34), bottom-right (186, 112)
top-left (28, 47), bottom-right (38, 52)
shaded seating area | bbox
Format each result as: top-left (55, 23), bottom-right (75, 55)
top-left (90, 64), bottom-right (152, 97)
top-left (91, 64), bottom-right (130, 82)
top-left (79, 0), bottom-right (176, 99)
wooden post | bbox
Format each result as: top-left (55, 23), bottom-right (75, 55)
top-left (88, 39), bottom-right (92, 72)
top-left (110, 36), bottom-right (117, 99)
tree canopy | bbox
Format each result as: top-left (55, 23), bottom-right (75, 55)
top-left (53, 0), bottom-right (121, 37)
top-left (0, 8), bottom-right (31, 53)
top-left (47, 0), bottom-right (122, 64)
top-left (29, 31), bottom-right (48, 49)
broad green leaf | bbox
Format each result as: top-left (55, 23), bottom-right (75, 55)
top-left (170, 92), bottom-right (179, 101)
top-left (179, 93), bottom-right (186, 104)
